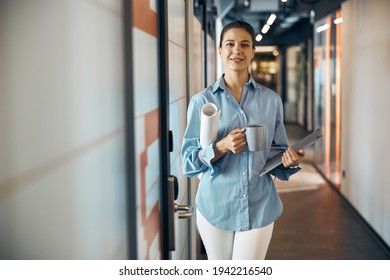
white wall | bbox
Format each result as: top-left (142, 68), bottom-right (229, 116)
top-left (215, 18), bottom-right (224, 79)
top-left (168, 0), bottom-right (189, 260)
top-left (187, 9), bottom-right (203, 260)
top-left (285, 46), bottom-right (299, 123)
top-left (0, 0), bottom-right (128, 259)
top-left (341, 0), bottom-right (390, 247)
top-left (207, 34), bottom-right (217, 86)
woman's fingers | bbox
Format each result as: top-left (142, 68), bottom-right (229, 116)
top-left (283, 147), bottom-right (305, 167)
top-left (227, 128), bottom-right (246, 153)
top-left (230, 127), bottom-right (246, 135)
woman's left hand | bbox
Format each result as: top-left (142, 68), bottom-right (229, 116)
top-left (282, 147), bottom-right (305, 168)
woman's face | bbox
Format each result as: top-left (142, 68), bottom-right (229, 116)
top-left (218, 28), bottom-right (255, 73)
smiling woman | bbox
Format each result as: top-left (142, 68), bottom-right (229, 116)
top-left (219, 28), bottom-right (254, 82)
top-left (181, 20), bottom-right (305, 260)
top-left (218, 21), bottom-right (255, 81)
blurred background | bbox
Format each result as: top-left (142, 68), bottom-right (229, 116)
top-left (0, 0), bottom-right (389, 260)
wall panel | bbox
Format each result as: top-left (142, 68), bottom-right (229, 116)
top-left (0, 0), bottom-right (128, 259)
top-left (168, 0), bottom-right (189, 260)
top-left (341, 0), bottom-right (390, 247)
top-left (132, 0), bottom-right (162, 259)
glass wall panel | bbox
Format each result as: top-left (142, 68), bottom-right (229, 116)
top-left (132, 0), bottom-right (162, 259)
top-left (313, 10), bottom-right (342, 187)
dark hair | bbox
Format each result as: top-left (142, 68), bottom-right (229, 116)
top-left (218, 20), bottom-right (255, 48)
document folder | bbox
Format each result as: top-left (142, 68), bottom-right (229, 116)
top-left (259, 128), bottom-right (324, 177)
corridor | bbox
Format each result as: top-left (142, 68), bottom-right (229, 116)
top-left (1, 0), bottom-right (390, 262)
top-left (195, 124), bottom-right (390, 260)
top-left (267, 125), bottom-right (390, 260)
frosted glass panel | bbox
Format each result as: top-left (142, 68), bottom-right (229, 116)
top-left (132, 0), bottom-right (162, 260)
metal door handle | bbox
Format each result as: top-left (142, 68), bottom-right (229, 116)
top-left (167, 175), bottom-right (194, 251)
top-left (174, 204), bottom-right (193, 219)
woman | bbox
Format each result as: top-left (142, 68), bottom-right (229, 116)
top-left (181, 20), bottom-right (304, 260)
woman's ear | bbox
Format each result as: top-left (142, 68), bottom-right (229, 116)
top-left (218, 47), bottom-right (222, 56)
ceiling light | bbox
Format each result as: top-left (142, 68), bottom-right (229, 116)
top-left (281, 0), bottom-right (288, 2)
top-left (333, 17), bottom-right (343, 24)
top-left (255, 34), bottom-right (263, 42)
top-left (261, 24), bottom-right (270, 34)
top-left (267, 14), bottom-right (277, 25)
top-left (316, 23), bottom-right (330, 33)
top-left (255, 46), bottom-right (276, 53)
top-left (280, 22), bottom-right (291, 29)
top-left (285, 16), bottom-right (299, 23)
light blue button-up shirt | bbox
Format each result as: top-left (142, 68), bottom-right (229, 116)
top-left (181, 75), bottom-right (300, 231)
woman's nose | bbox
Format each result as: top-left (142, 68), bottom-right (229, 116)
top-left (233, 45), bottom-right (241, 53)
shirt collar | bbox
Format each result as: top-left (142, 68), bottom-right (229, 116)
top-left (247, 74), bottom-right (260, 90)
top-left (211, 74), bottom-right (259, 94)
top-left (211, 75), bottom-right (225, 94)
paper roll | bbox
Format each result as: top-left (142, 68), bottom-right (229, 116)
top-left (200, 103), bottom-right (220, 148)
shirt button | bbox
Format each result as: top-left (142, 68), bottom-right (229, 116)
top-left (242, 194), bottom-right (248, 198)
top-left (242, 172), bottom-right (246, 176)
top-left (242, 152), bottom-right (246, 155)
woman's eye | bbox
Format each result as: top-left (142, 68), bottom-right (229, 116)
top-left (242, 44), bottom-right (250, 48)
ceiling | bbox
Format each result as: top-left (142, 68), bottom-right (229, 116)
top-left (213, 0), bottom-right (344, 46)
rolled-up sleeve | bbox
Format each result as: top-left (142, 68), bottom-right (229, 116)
top-left (181, 99), bottom-right (221, 177)
top-left (268, 97), bottom-right (301, 181)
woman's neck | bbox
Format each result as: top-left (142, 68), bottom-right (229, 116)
top-left (223, 70), bottom-right (249, 103)
top-left (224, 70), bottom-right (249, 88)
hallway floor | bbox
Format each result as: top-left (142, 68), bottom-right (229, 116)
top-left (266, 125), bottom-right (390, 260)
top-left (197, 125), bottom-right (390, 260)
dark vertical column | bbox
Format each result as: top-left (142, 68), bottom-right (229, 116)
top-left (309, 38), bottom-right (315, 131)
top-left (123, 0), bottom-right (137, 260)
top-left (303, 40), bottom-right (308, 129)
top-left (184, 0), bottom-right (193, 260)
top-left (157, 0), bottom-right (170, 260)
top-left (280, 46), bottom-right (287, 118)
top-left (202, 0), bottom-right (208, 87)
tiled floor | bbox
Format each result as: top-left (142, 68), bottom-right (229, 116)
top-left (266, 125), bottom-right (390, 260)
top-left (197, 125), bottom-right (390, 260)
top-left (267, 181), bottom-right (390, 259)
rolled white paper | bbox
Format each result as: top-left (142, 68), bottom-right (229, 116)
top-left (200, 103), bottom-right (220, 148)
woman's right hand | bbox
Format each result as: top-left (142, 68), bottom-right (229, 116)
top-left (210, 128), bottom-right (247, 163)
top-left (216, 128), bottom-right (247, 154)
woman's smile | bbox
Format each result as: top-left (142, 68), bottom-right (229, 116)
top-left (230, 57), bottom-right (244, 63)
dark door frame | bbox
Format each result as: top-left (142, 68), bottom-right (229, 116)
top-left (157, 0), bottom-right (171, 260)
top-left (123, 0), bottom-right (171, 260)
top-left (123, 0), bottom-right (137, 260)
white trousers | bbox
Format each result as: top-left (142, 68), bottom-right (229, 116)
top-left (196, 208), bottom-right (274, 260)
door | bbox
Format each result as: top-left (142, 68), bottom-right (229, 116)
top-left (166, 0), bottom-right (193, 260)
top-left (128, 0), bottom-right (192, 260)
